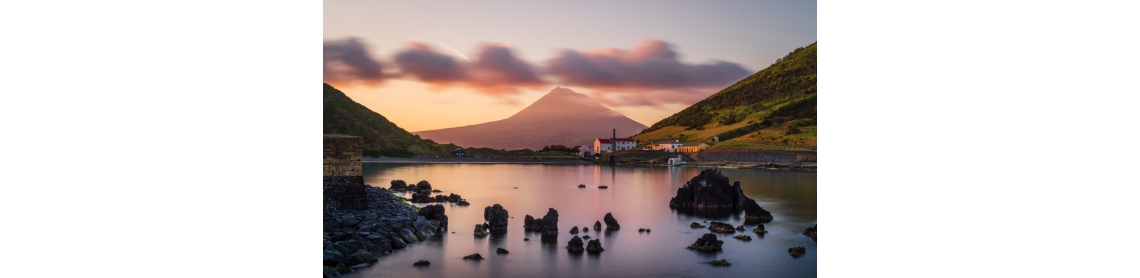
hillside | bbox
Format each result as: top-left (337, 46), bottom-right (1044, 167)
top-left (323, 83), bottom-right (456, 157)
top-left (634, 42), bottom-right (817, 151)
top-left (414, 87), bottom-right (647, 150)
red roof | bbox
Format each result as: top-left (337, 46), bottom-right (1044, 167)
top-left (597, 138), bottom-right (636, 143)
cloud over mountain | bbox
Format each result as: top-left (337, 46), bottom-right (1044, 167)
top-left (323, 37), bottom-right (386, 87)
top-left (393, 43), bottom-right (545, 98)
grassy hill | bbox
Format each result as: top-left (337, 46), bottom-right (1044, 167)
top-left (634, 42), bottom-right (817, 151)
top-left (324, 83), bottom-right (456, 157)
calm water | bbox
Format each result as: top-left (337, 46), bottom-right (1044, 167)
top-left (348, 163), bottom-right (817, 278)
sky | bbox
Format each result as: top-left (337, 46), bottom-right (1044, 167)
top-left (325, 0), bottom-right (816, 132)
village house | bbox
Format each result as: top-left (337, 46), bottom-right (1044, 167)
top-left (676, 142), bottom-right (710, 153)
top-left (594, 138), bottom-right (636, 153)
top-left (650, 140), bottom-right (685, 152)
top-left (572, 145), bottom-right (594, 157)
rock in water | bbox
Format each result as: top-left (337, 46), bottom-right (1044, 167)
top-left (432, 189), bottom-right (442, 193)
top-left (788, 246), bottom-right (806, 257)
top-left (690, 222), bottom-right (706, 228)
top-left (463, 253), bottom-right (484, 260)
top-left (447, 193), bottom-right (463, 203)
top-left (735, 225), bottom-right (744, 231)
top-left (593, 221), bottom-right (602, 231)
top-left (753, 224), bottom-right (768, 235)
top-left (496, 248), bottom-right (509, 254)
top-left (566, 236), bottom-right (584, 253)
top-left (417, 204), bottom-right (448, 232)
top-left (456, 200), bottom-right (470, 206)
top-left (742, 199), bottom-right (774, 224)
top-left (578, 184), bottom-right (586, 188)
top-left (474, 224), bottom-right (488, 237)
top-left (523, 215), bottom-right (539, 231)
top-left (707, 222), bottom-right (735, 233)
top-left (668, 168), bottom-right (752, 211)
top-left (733, 235), bottom-right (752, 241)
top-left (483, 204), bottom-right (510, 232)
top-left (709, 259), bottom-right (731, 266)
top-left (390, 180), bottom-right (408, 191)
top-left (687, 233), bottom-right (724, 252)
top-left (803, 225), bottom-right (817, 240)
top-left (603, 212), bottom-right (620, 231)
top-left (583, 227), bottom-right (588, 232)
top-left (413, 260), bottom-right (430, 266)
top-left (414, 180), bottom-right (432, 193)
top-left (410, 192), bottom-right (434, 203)
top-left (586, 239), bottom-right (604, 253)
top-left (541, 208), bottom-right (559, 239)
top-left (570, 226), bottom-right (579, 234)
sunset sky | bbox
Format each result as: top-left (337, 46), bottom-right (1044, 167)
top-left (325, 0), bottom-right (816, 132)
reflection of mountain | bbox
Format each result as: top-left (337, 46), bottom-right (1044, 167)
top-left (414, 87), bottom-right (647, 150)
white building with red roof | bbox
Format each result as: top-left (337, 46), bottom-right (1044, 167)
top-left (594, 138), bottom-right (636, 153)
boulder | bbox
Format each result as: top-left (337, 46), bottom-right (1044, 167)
top-left (586, 239), bottom-right (604, 253)
top-left (523, 215), bottom-right (539, 231)
top-left (389, 180), bottom-right (408, 191)
top-left (708, 259), bottom-right (731, 266)
top-left (413, 260), bottom-right (430, 266)
top-left (788, 246), bottom-right (806, 257)
top-left (603, 212), bottom-right (620, 231)
top-left (638, 228), bottom-right (651, 233)
top-left (414, 180), bottom-right (432, 192)
top-left (753, 224), bottom-right (768, 235)
top-left (410, 192), bottom-right (434, 203)
top-left (463, 253), bottom-right (484, 260)
top-left (566, 236), bottom-right (584, 253)
top-left (707, 222), bottom-right (735, 233)
top-left (456, 200), bottom-right (470, 206)
top-left (447, 193), bottom-right (463, 203)
top-left (668, 168), bottom-right (751, 211)
top-left (570, 226), bottom-right (579, 234)
top-left (323, 249), bottom-right (345, 262)
top-left (540, 208), bottom-right (559, 239)
top-left (432, 189), bottom-right (442, 193)
top-left (474, 224), bottom-right (488, 237)
top-left (345, 249), bottom-right (376, 265)
top-left (733, 235), bottom-right (752, 241)
top-left (803, 225), bottom-right (816, 240)
top-left (417, 204), bottom-right (447, 232)
top-left (742, 199), bottom-right (774, 223)
top-left (687, 233), bottom-right (724, 252)
top-left (496, 248), bottom-right (509, 254)
top-left (483, 204), bottom-right (510, 232)
top-left (582, 227), bottom-right (588, 232)
top-left (434, 195), bottom-right (448, 202)
top-left (582, 235), bottom-right (591, 240)
top-left (690, 222), bottom-right (706, 228)
top-left (593, 221), bottom-right (602, 231)
top-left (578, 184), bottom-right (586, 188)
top-left (735, 225), bottom-right (744, 231)
top-left (324, 266), bottom-right (340, 278)
top-left (598, 185), bottom-right (608, 189)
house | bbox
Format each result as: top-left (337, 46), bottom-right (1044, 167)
top-left (450, 148), bottom-right (466, 157)
top-left (650, 140), bottom-right (685, 152)
top-left (667, 155), bottom-right (686, 165)
top-left (676, 143), bottom-right (709, 153)
top-left (573, 145), bottom-right (593, 157)
top-left (594, 138), bottom-right (636, 153)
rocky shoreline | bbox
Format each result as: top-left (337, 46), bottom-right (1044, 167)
top-left (323, 177), bottom-right (446, 277)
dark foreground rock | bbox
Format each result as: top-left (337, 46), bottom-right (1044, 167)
top-left (484, 204), bottom-right (510, 232)
top-left (603, 212), bottom-right (620, 231)
top-left (389, 180), bottom-right (408, 191)
top-left (668, 168), bottom-right (749, 210)
top-left (687, 233), bottom-right (724, 252)
top-left (788, 246), bottom-right (806, 257)
top-left (413, 180), bottom-right (432, 194)
top-left (566, 236), bottom-right (584, 253)
top-left (742, 199), bottom-right (774, 224)
top-left (586, 239), bottom-right (604, 253)
top-left (323, 178), bottom-right (443, 275)
top-left (707, 222), bottom-right (735, 233)
top-left (803, 225), bottom-right (817, 240)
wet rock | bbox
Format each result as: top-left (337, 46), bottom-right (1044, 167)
top-left (417, 204), bottom-right (447, 232)
top-left (594, 221), bottom-right (602, 231)
top-left (463, 253), bottom-right (484, 260)
top-left (742, 199), bottom-right (774, 224)
top-left (788, 246), bottom-right (806, 257)
top-left (413, 260), bottom-right (430, 266)
top-left (323, 249), bottom-right (345, 262)
top-left (598, 185), bottom-right (608, 189)
top-left (733, 235), bottom-right (752, 241)
top-left (586, 239), bottom-right (604, 253)
top-left (483, 204), bottom-right (510, 232)
top-left (803, 225), bottom-right (816, 240)
top-left (582, 235), bottom-right (591, 240)
top-left (389, 180), bottom-right (408, 191)
top-left (570, 226), bottom-right (579, 234)
top-left (414, 180), bottom-right (432, 193)
top-left (578, 184), bottom-right (586, 188)
top-left (690, 222), bottom-right (706, 228)
top-left (523, 215), bottom-right (538, 231)
top-left (638, 228), bottom-right (651, 233)
top-left (447, 193), bottom-right (463, 203)
top-left (754, 224), bottom-right (768, 235)
top-left (474, 224), bottom-right (488, 237)
top-left (735, 225), bottom-right (744, 231)
top-left (668, 168), bottom-right (751, 210)
top-left (323, 266), bottom-right (340, 278)
top-left (709, 259), bottom-right (731, 266)
top-left (434, 195), bottom-right (448, 202)
top-left (456, 200), bottom-right (470, 206)
top-left (603, 212), bottom-right (620, 231)
top-left (566, 236), bottom-right (584, 253)
top-left (524, 238), bottom-right (530, 241)
top-left (524, 208), bottom-right (559, 240)
top-left (496, 248), bottom-right (509, 254)
top-left (687, 233), bottom-right (724, 252)
top-left (432, 189), bottom-right (442, 193)
top-left (410, 192), bottom-right (434, 203)
top-left (345, 249), bottom-right (377, 265)
top-left (707, 222), bottom-right (735, 233)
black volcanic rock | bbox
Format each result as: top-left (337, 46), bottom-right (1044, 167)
top-left (523, 208), bottom-right (559, 240)
top-left (788, 247), bottom-right (806, 257)
top-left (414, 180), bottom-right (432, 192)
top-left (687, 233), bottom-right (724, 252)
top-left (742, 199), bottom-right (774, 223)
top-left (390, 180), bottom-right (408, 191)
top-left (483, 204), bottom-right (509, 232)
top-left (593, 221), bottom-right (602, 231)
top-left (690, 222), bottom-right (706, 228)
top-left (433, 195), bottom-right (447, 202)
top-left (803, 225), bottom-right (816, 240)
top-left (707, 222), bottom-right (735, 233)
top-left (668, 168), bottom-right (750, 211)
top-left (566, 236), bottom-right (584, 253)
top-left (413, 87), bottom-right (648, 150)
top-left (570, 226), bottom-right (579, 234)
top-left (523, 215), bottom-right (539, 231)
top-left (410, 192), bottom-right (434, 203)
top-left (603, 212), bottom-right (620, 231)
top-left (456, 200), bottom-right (470, 206)
top-left (417, 204), bottom-right (447, 232)
top-left (754, 224), bottom-right (768, 235)
top-left (586, 239), bottom-right (604, 253)
top-left (447, 193), bottom-right (462, 203)
top-left (496, 248), bottom-right (509, 254)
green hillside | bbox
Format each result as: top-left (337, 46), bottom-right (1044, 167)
top-left (634, 42), bottom-right (817, 151)
top-left (324, 83), bottom-right (456, 157)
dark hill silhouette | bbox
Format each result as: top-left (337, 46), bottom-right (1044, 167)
top-left (414, 87), bottom-right (647, 150)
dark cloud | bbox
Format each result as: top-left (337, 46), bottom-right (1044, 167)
top-left (392, 43), bottom-right (545, 98)
top-left (323, 37), bottom-right (386, 87)
top-left (545, 39), bottom-right (752, 105)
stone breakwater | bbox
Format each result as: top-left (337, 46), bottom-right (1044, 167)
top-left (323, 179), bottom-right (445, 278)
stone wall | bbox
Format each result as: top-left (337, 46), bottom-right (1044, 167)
top-left (689, 149), bottom-right (817, 163)
top-left (612, 150), bottom-right (675, 160)
top-left (324, 134), bottom-right (363, 176)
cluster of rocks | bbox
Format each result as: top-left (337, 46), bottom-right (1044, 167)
top-left (523, 208), bottom-right (559, 240)
top-left (391, 179), bottom-right (471, 205)
top-left (803, 225), bottom-right (817, 240)
top-left (389, 180), bottom-right (432, 194)
top-left (412, 192), bottom-right (467, 204)
top-left (687, 233), bottom-right (724, 252)
top-left (566, 235), bottom-right (603, 253)
top-left (323, 183), bottom-right (445, 277)
top-left (707, 221), bottom-right (736, 233)
top-left (668, 168), bottom-right (773, 223)
top-left (788, 246), bottom-right (807, 257)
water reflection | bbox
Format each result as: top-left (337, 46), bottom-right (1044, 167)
top-left (347, 164), bottom-right (816, 278)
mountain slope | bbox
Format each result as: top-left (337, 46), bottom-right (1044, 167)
top-left (414, 87), bottom-right (647, 150)
top-left (324, 83), bottom-right (455, 156)
top-left (634, 42), bottom-right (817, 150)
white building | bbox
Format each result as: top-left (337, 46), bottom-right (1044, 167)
top-left (594, 138), bottom-right (636, 153)
top-left (572, 145), bottom-right (593, 156)
top-left (651, 140), bottom-right (684, 152)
